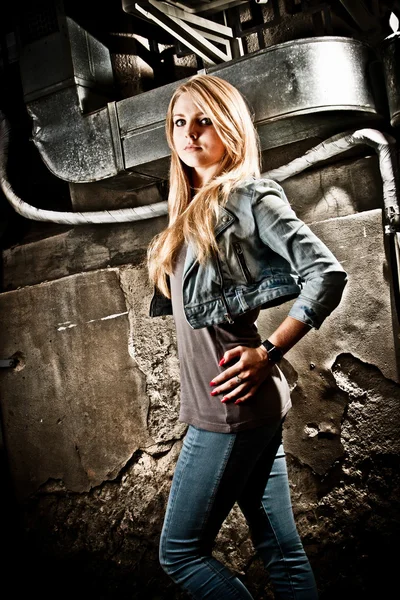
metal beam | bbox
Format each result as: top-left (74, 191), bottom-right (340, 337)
top-left (166, 1), bottom-right (247, 15)
top-left (134, 2), bottom-right (231, 63)
top-left (149, 1), bottom-right (234, 37)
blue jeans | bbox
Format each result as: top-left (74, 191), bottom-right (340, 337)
top-left (159, 421), bottom-right (318, 599)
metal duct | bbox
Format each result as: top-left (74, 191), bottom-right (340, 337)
top-left (17, 21), bottom-right (386, 189)
top-left (0, 110), bottom-right (168, 224)
top-left (17, 10), bottom-right (134, 185)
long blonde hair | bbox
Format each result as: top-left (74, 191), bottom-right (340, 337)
top-left (147, 74), bottom-right (261, 297)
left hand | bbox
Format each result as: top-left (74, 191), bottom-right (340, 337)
top-left (210, 345), bottom-right (271, 405)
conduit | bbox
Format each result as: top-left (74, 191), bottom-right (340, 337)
top-left (262, 128), bottom-right (400, 233)
top-left (263, 127), bottom-right (400, 322)
top-left (3, 114), bottom-right (400, 320)
top-left (1, 117), bottom-right (399, 229)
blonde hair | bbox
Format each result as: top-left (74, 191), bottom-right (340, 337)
top-left (147, 74), bottom-right (261, 297)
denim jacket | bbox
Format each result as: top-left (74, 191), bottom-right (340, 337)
top-left (149, 178), bottom-right (347, 330)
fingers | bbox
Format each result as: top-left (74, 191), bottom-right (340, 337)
top-left (210, 346), bottom-right (271, 404)
top-left (210, 368), bottom-right (248, 393)
top-left (210, 367), bottom-right (261, 404)
top-left (222, 385), bottom-right (258, 405)
top-left (211, 374), bottom-right (255, 404)
top-left (219, 345), bottom-right (243, 367)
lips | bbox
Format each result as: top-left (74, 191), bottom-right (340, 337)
top-left (184, 145), bottom-right (201, 151)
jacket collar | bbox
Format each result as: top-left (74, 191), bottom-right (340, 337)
top-left (214, 206), bottom-right (236, 237)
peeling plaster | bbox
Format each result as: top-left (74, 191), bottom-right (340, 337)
top-left (116, 269), bottom-right (149, 373)
top-left (332, 353), bottom-right (400, 459)
top-left (117, 265), bottom-right (187, 449)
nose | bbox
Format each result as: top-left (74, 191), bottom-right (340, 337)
top-left (185, 122), bottom-right (197, 139)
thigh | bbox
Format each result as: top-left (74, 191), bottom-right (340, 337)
top-left (160, 425), bottom-right (236, 559)
top-left (238, 439), bottom-right (300, 552)
top-left (238, 444), bottom-right (319, 599)
top-left (160, 421), bottom-right (283, 555)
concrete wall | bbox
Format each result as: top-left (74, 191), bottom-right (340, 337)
top-left (0, 2), bottom-right (399, 599)
top-left (2, 150), bottom-right (399, 598)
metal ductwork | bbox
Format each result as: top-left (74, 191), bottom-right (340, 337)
top-left (17, 2), bottom-right (389, 191)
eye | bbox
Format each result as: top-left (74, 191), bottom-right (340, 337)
top-left (174, 118), bottom-right (185, 127)
top-left (200, 117), bottom-right (212, 126)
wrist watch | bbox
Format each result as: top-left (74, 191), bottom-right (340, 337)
top-left (261, 339), bottom-right (283, 364)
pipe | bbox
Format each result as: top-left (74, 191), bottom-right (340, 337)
top-left (389, 232), bottom-right (400, 321)
top-left (2, 117), bottom-right (399, 232)
top-left (3, 114), bottom-right (400, 323)
top-left (262, 128), bottom-right (400, 233)
top-left (0, 112), bottom-right (168, 224)
top-left (263, 126), bottom-right (400, 324)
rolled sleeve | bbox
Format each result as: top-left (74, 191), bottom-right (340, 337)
top-left (252, 179), bottom-right (347, 329)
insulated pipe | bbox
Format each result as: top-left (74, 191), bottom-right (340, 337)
top-left (390, 231), bottom-right (400, 320)
top-left (0, 113), bottom-right (169, 224)
top-left (1, 120), bottom-right (398, 228)
top-left (263, 126), bottom-right (400, 324)
top-left (262, 128), bottom-right (400, 233)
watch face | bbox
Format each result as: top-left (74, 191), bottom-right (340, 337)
top-left (262, 341), bottom-right (283, 363)
top-left (269, 347), bottom-right (282, 363)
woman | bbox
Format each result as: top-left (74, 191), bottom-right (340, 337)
top-left (147, 74), bottom-right (347, 599)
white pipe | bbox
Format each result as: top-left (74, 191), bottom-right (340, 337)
top-left (262, 128), bottom-right (399, 232)
top-left (263, 127), bottom-right (400, 322)
top-left (1, 107), bottom-right (398, 229)
top-left (0, 112), bottom-right (168, 224)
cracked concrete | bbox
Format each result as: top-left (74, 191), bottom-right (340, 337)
top-left (118, 265), bottom-right (187, 449)
top-left (0, 268), bottom-right (152, 499)
top-left (257, 207), bottom-right (398, 476)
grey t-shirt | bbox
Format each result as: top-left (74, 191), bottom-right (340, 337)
top-left (170, 243), bottom-right (291, 433)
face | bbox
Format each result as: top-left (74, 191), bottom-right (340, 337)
top-left (171, 92), bottom-right (226, 187)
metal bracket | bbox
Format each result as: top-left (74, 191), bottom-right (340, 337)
top-left (0, 358), bottom-right (17, 368)
top-left (134, 0), bottom-right (243, 64)
top-left (385, 206), bottom-right (400, 234)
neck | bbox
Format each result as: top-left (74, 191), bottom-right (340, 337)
top-left (192, 171), bottom-right (205, 189)
top-left (192, 165), bottom-right (219, 189)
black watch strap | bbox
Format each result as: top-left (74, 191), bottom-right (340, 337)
top-left (261, 339), bottom-right (283, 364)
